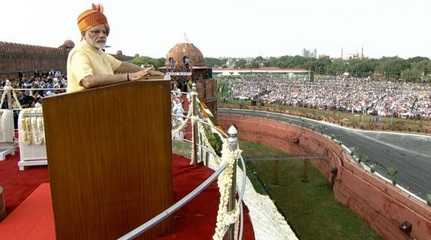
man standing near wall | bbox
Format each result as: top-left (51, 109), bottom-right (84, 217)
top-left (67, 3), bottom-right (162, 93)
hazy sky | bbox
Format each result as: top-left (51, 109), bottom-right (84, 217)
top-left (1, 0), bottom-right (430, 59)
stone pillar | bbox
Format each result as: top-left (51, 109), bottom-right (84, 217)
top-left (225, 125), bottom-right (238, 240)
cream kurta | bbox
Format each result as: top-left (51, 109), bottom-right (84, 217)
top-left (66, 41), bottom-right (122, 93)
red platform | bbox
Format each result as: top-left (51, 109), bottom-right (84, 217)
top-left (0, 154), bottom-right (254, 239)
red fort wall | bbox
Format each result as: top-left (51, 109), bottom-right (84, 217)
top-left (0, 41), bottom-right (69, 80)
top-left (219, 112), bottom-right (431, 240)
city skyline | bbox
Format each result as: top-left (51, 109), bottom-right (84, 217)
top-left (1, 0), bottom-right (430, 59)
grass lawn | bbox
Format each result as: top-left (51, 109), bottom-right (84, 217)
top-left (240, 141), bottom-right (383, 240)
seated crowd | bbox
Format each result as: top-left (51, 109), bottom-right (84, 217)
top-left (0, 71), bottom-right (67, 108)
top-left (229, 75), bottom-right (431, 119)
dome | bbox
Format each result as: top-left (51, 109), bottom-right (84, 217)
top-left (166, 42), bottom-right (205, 69)
top-left (116, 50), bottom-right (123, 56)
top-left (62, 40), bottom-right (75, 49)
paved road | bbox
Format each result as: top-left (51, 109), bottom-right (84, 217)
top-left (220, 108), bottom-right (431, 200)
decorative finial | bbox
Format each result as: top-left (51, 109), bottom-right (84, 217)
top-left (183, 32), bottom-right (190, 43)
top-left (227, 125), bottom-right (238, 151)
top-left (227, 125), bottom-right (238, 136)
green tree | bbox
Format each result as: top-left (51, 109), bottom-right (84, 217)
top-left (311, 57), bottom-right (332, 74)
top-left (413, 60), bottom-right (431, 78)
top-left (235, 59), bottom-right (247, 68)
top-left (217, 80), bottom-right (233, 102)
top-left (131, 56), bottom-right (165, 69)
top-left (427, 193), bottom-right (431, 206)
top-left (387, 167), bottom-right (398, 185)
top-left (348, 59), bottom-right (376, 77)
top-left (327, 59), bottom-right (347, 75)
top-left (376, 57), bottom-right (409, 80)
top-left (205, 57), bottom-right (226, 67)
top-left (401, 68), bottom-right (422, 82)
top-left (251, 56), bottom-right (266, 68)
top-left (407, 56), bottom-right (430, 65)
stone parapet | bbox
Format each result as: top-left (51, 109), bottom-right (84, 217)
top-left (219, 111), bottom-right (431, 240)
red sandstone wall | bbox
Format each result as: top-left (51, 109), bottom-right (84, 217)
top-left (0, 42), bottom-right (68, 79)
top-left (219, 112), bottom-right (431, 240)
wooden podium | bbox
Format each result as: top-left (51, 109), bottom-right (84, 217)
top-left (42, 80), bottom-right (172, 239)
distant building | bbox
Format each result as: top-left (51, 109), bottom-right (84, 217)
top-left (340, 47), bottom-right (367, 60)
top-left (0, 40), bottom-right (132, 80)
top-left (0, 40), bottom-right (73, 79)
top-left (302, 48), bottom-right (317, 58)
top-left (164, 42), bottom-right (206, 72)
top-left (160, 41), bottom-right (217, 114)
top-left (112, 50), bottom-right (133, 62)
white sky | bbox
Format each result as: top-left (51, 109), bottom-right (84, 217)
top-left (1, 0), bottom-right (430, 59)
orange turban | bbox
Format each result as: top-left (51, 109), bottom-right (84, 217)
top-left (77, 4), bottom-right (109, 34)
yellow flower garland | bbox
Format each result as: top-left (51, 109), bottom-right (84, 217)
top-left (19, 108), bottom-right (44, 145)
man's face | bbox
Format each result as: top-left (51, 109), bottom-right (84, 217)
top-left (84, 24), bottom-right (108, 50)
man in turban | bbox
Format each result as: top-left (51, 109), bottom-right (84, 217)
top-left (67, 4), bottom-right (162, 93)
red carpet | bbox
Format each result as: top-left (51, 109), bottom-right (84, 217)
top-left (0, 153), bottom-right (254, 239)
top-left (0, 153), bottom-right (49, 213)
top-left (0, 183), bottom-right (54, 239)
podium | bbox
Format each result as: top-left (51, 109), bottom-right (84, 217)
top-left (42, 80), bottom-right (172, 239)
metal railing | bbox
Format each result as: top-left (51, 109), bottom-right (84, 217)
top-left (119, 162), bottom-right (228, 240)
top-left (119, 84), bottom-right (246, 240)
top-left (2, 83), bottom-right (247, 240)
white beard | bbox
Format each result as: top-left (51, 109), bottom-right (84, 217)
top-left (94, 42), bottom-right (106, 50)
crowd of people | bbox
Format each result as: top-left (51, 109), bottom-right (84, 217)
top-left (229, 75), bottom-right (431, 119)
top-left (3, 71), bottom-right (431, 119)
top-left (0, 71), bottom-right (67, 108)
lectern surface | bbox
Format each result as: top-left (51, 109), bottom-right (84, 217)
top-left (43, 80), bottom-right (172, 239)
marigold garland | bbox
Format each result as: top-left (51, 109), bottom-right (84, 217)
top-left (19, 108), bottom-right (44, 145)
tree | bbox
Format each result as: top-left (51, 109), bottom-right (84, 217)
top-left (401, 68), bottom-right (422, 82)
top-left (235, 59), bottom-right (247, 68)
top-left (387, 167), bottom-right (398, 185)
top-left (348, 59), bottom-right (377, 77)
top-left (291, 55), bottom-right (310, 68)
top-left (250, 56), bottom-right (266, 68)
top-left (427, 193), bottom-right (431, 206)
top-left (199, 55), bottom-right (431, 82)
top-left (376, 57), bottom-right (409, 80)
top-left (205, 57), bottom-right (226, 67)
top-left (413, 60), bottom-right (431, 79)
top-left (327, 59), bottom-right (346, 75)
top-left (217, 80), bottom-right (232, 102)
top-left (407, 56), bottom-right (430, 65)
top-left (131, 56), bottom-right (165, 69)
top-left (311, 57), bottom-right (332, 74)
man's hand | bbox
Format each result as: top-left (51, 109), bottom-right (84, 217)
top-left (129, 67), bottom-right (153, 80)
top-left (148, 70), bottom-right (164, 76)
top-left (129, 67), bottom-right (164, 80)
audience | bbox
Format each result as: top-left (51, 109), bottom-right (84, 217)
top-left (227, 75), bottom-right (431, 119)
top-left (0, 71), bottom-right (66, 108)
